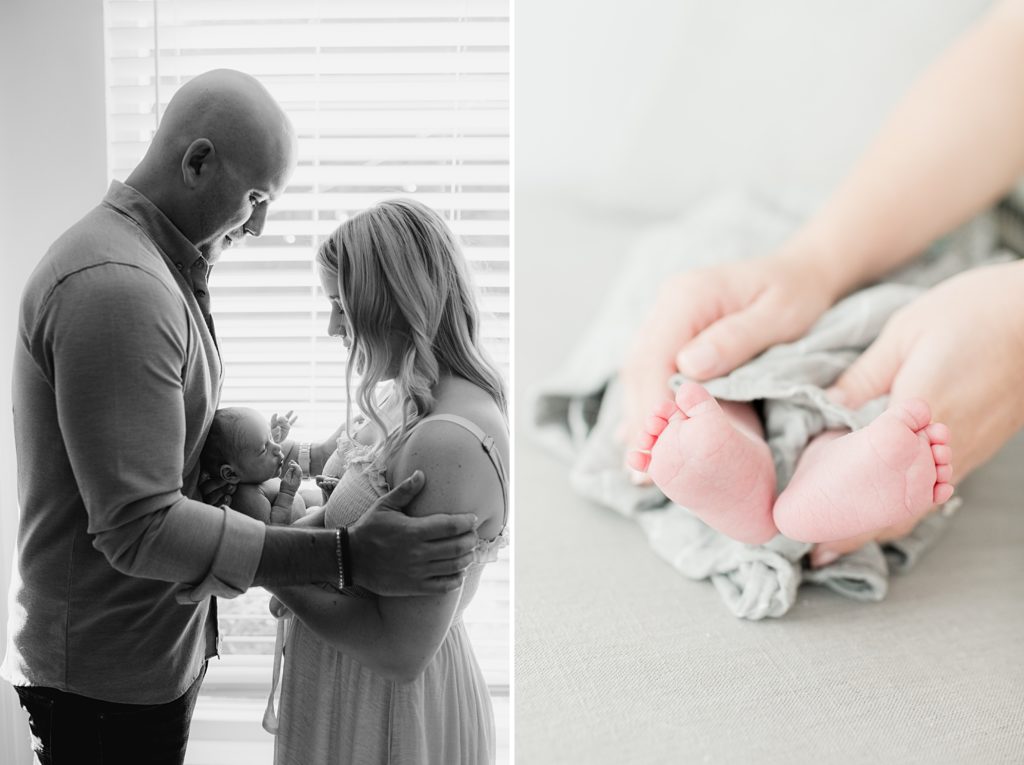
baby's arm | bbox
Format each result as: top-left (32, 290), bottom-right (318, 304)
top-left (269, 460), bottom-right (305, 525)
top-left (229, 484), bottom-right (273, 525)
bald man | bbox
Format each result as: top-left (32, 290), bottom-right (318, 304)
top-left (2, 70), bottom-right (479, 765)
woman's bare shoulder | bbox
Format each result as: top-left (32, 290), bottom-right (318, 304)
top-left (390, 378), bottom-right (508, 536)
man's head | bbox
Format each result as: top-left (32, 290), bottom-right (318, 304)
top-left (127, 69), bottom-right (297, 253)
top-left (201, 406), bottom-right (285, 485)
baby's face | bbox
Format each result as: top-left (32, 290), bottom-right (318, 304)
top-left (229, 413), bottom-right (285, 483)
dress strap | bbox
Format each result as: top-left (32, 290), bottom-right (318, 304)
top-left (417, 413), bottom-right (509, 528)
top-left (262, 611), bottom-right (292, 735)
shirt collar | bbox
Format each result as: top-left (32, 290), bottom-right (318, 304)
top-left (102, 180), bottom-right (205, 272)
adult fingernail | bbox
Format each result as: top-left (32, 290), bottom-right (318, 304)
top-left (812, 549), bottom-right (840, 568)
top-left (471, 515), bottom-right (482, 530)
top-left (677, 342), bottom-right (718, 377)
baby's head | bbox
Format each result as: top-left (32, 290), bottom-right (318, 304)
top-left (201, 407), bottom-right (284, 485)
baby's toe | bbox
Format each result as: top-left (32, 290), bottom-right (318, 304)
top-left (924, 421), bottom-right (951, 445)
top-left (674, 381), bottom-right (720, 418)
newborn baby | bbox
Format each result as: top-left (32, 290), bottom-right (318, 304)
top-left (201, 406), bottom-right (306, 525)
top-left (628, 382), bottom-right (953, 546)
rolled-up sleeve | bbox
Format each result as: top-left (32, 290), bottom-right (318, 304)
top-left (39, 261), bottom-right (265, 593)
top-left (174, 504), bottom-right (267, 602)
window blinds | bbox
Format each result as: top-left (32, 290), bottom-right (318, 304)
top-left (104, 0), bottom-right (510, 427)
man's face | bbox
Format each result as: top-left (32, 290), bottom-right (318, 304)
top-left (197, 155), bottom-right (284, 254)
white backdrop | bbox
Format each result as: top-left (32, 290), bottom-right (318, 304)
top-left (0, 2), bottom-right (108, 764)
top-left (516, 0), bottom-right (994, 217)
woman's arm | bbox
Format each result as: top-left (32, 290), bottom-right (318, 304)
top-left (269, 423), bottom-right (503, 682)
top-left (790, 0), bottom-right (1024, 295)
top-left (621, 0), bottom-right (1024, 444)
top-left (280, 420), bottom-right (348, 479)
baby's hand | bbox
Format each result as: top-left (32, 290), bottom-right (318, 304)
top-left (315, 474), bottom-right (339, 502)
top-left (270, 410), bottom-right (297, 443)
top-left (279, 460), bottom-right (302, 494)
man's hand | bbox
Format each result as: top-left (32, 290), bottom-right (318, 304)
top-left (620, 250), bottom-right (837, 451)
top-left (348, 470), bottom-right (479, 596)
top-left (199, 472), bottom-right (235, 507)
top-left (812, 259), bottom-right (1024, 565)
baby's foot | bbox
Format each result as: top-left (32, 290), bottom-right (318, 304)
top-left (773, 399), bottom-right (953, 542)
top-left (627, 382), bottom-right (778, 545)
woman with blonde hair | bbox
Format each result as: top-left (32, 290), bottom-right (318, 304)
top-left (266, 198), bottom-right (508, 764)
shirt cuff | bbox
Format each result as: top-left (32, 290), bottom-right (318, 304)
top-left (175, 508), bottom-right (267, 604)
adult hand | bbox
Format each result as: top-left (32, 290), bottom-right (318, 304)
top-left (812, 259), bottom-right (1024, 565)
top-left (199, 471), bottom-right (235, 507)
top-left (348, 470), bottom-right (480, 596)
top-left (315, 474), bottom-right (339, 502)
top-left (620, 249), bottom-right (838, 448)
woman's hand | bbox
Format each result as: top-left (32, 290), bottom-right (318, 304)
top-left (812, 259), bottom-right (1024, 565)
top-left (315, 474), bottom-right (339, 502)
top-left (620, 248), bottom-right (839, 449)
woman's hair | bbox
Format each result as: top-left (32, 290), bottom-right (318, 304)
top-left (316, 198), bottom-right (507, 465)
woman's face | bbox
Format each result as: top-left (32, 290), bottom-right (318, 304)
top-left (318, 263), bottom-right (407, 379)
top-left (318, 265), bottom-right (352, 348)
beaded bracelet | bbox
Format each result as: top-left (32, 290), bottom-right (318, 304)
top-left (340, 526), bottom-right (353, 587)
top-left (335, 527), bottom-right (353, 590)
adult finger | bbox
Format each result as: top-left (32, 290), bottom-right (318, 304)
top-left (422, 549), bottom-right (476, 578)
top-left (809, 514), bottom-right (922, 567)
top-left (676, 298), bottom-right (786, 380)
top-left (418, 573), bottom-right (468, 594)
top-left (826, 331), bottom-right (904, 409)
top-left (413, 512), bottom-right (480, 541)
top-left (374, 470), bottom-right (426, 512)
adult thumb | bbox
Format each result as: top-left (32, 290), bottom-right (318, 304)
top-left (376, 470), bottom-right (426, 512)
top-left (676, 303), bottom-right (779, 380)
top-left (827, 335), bottom-right (902, 409)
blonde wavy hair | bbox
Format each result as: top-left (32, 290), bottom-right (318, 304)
top-left (316, 198), bottom-right (507, 466)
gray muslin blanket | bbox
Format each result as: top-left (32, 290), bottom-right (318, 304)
top-left (531, 190), bottom-right (1017, 620)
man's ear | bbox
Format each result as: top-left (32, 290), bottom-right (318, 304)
top-left (219, 464), bottom-right (241, 485)
top-left (181, 138), bottom-right (215, 188)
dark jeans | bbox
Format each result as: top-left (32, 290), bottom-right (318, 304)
top-left (15, 663), bottom-right (207, 765)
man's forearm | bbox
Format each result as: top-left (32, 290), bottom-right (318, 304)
top-left (786, 0), bottom-right (1024, 296)
top-left (251, 525), bottom-right (339, 587)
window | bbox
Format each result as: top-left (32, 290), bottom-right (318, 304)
top-left (103, 2), bottom-right (509, 761)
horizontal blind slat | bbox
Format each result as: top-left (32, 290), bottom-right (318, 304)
top-left (106, 0), bottom-right (508, 25)
top-left (108, 21), bottom-right (509, 50)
